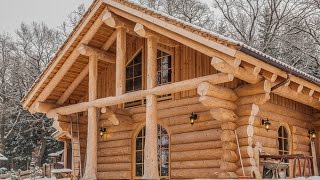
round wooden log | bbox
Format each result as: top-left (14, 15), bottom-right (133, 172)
top-left (239, 146), bottom-right (254, 158)
top-left (258, 110), bottom-right (310, 129)
top-left (133, 103), bottom-right (210, 121)
top-left (171, 149), bottom-right (223, 161)
top-left (128, 97), bottom-right (199, 114)
top-left (237, 157), bottom-right (256, 167)
top-left (210, 108), bottom-right (238, 122)
top-left (171, 129), bottom-right (222, 145)
top-left (236, 93), bottom-right (270, 106)
top-left (48, 73), bottom-right (233, 116)
top-left (99, 146), bottom-right (130, 156)
top-left (199, 96), bottom-right (237, 110)
top-left (97, 155), bottom-right (131, 164)
top-left (221, 122), bottom-right (237, 130)
top-left (292, 126), bottom-right (309, 136)
top-left (222, 142), bottom-right (238, 151)
top-left (171, 168), bottom-right (219, 179)
top-left (197, 82), bottom-right (238, 101)
top-left (292, 151), bottom-right (310, 156)
top-left (234, 80), bottom-right (271, 97)
top-left (260, 102), bottom-right (314, 122)
top-left (293, 143), bottom-right (310, 152)
top-left (236, 166), bottom-right (256, 177)
top-left (261, 147), bottom-right (278, 155)
top-left (170, 120), bottom-right (220, 134)
top-left (253, 136), bottom-right (277, 148)
top-left (97, 163), bottom-right (131, 171)
top-left (221, 130), bottom-right (236, 142)
top-left (171, 160), bottom-right (220, 169)
top-left (218, 172), bottom-right (238, 179)
top-left (98, 139), bottom-right (130, 148)
top-left (220, 162), bottom-right (238, 172)
top-left (238, 137), bottom-right (253, 147)
top-left (253, 127), bottom-right (277, 139)
top-left (105, 130), bottom-right (132, 141)
top-left (97, 171), bottom-right (130, 180)
top-left (236, 116), bottom-right (260, 127)
top-left (171, 141), bottom-right (222, 152)
top-left (167, 111), bottom-right (213, 126)
top-left (236, 125), bottom-right (254, 138)
top-left (293, 134), bottom-right (310, 145)
top-left (221, 150), bottom-right (239, 162)
top-left (236, 104), bottom-right (259, 117)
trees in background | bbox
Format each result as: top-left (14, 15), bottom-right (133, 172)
top-left (139, 0), bottom-right (320, 78)
top-left (0, 4), bottom-right (85, 170)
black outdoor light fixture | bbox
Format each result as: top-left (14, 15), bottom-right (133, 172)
top-left (190, 112), bottom-right (198, 125)
top-left (261, 118), bottom-right (271, 131)
top-left (308, 129), bottom-right (316, 140)
top-left (99, 127), bottom-right (107, 137)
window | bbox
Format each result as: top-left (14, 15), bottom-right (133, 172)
top-left (278, 126), bottom-right (289, 154)
top-left (135, 124), bottom-right (169, 178)
top-left (126, 51), bottom-right (142, 92)
top-left (157, 50), bottom-right (172, 85)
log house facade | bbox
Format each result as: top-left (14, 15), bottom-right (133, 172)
top-left (21, 0), bottom-right (320, 179)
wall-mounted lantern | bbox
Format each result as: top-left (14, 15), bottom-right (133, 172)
top-left (99, 127), bottom-right (107, 137)
top-left (261, 118), bottom-right (271, 131)
top-left (308, 129), bottom-right (316, 140)
top-left (190, 112), bottom-right (198, 125)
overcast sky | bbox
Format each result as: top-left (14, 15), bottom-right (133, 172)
top-left (0, 0), bottom-right (212, 35)
top-left (0, 0), bottom-right (93, 34)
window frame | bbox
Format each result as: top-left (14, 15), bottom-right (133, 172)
top-left (125, 48), bottom-right (144, 93)
top-left (133, 123), bottom-right (171, 179)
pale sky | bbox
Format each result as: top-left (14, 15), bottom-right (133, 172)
top-left (0, 0), bottom-right (93, 34)
top-left (0, 0), bottom-right (212, 35)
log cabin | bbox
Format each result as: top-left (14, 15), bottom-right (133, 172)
top-left (21, 0), bottom-right (320, 179)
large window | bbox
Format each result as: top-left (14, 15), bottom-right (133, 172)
top-left (135, 124), bottom-right (169, 178)
top-left (278, 126), bottom-right (289, 155)
top-left (126, 51), bottom-right (142, 92)
top-left (157, 50), bottom-right (172, 85)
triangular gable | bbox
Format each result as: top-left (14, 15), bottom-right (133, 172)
top-left (21, 0), bottom-right (320, 111)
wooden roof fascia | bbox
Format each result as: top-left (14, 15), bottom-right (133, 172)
top-left (103, 0), bottom-right (237, 57)
top-left (21, 0), bottom-right (104, 110)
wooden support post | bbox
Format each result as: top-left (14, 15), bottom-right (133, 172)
top-left (83, 55), bottom-right (98, 180)
top-left (64, 141), bottom-right (68, 168)
top-left (116, 27), bottom-right (126, 97)
top-left (143, 36), bottom-right (159, 179)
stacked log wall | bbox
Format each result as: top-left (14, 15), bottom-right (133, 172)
top-left (96, 97), bottom-right (223, 179)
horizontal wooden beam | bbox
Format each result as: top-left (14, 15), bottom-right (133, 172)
top-left (47, 73), bottom-right (233, 117)
top-left (273, 85), bottom-right (320, 109)
top-left (27, 7), bottom-right (107, 112)
top-left (77, 44), bottom-right (116, 63)
top-left (211, 57), bottom-right (262, 84)
top-left (134, 23), bottom-right (179, 47)
top-left (33, 102), bottom-right (60, 113)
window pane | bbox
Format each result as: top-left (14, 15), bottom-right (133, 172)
top-left (136, 151), bottom-right (143, 163)
top-left (278, 127), bottom-right (283, 137)
top-left (126, 66), bottom-right (133, 78)
top-left (136, 164), bottom-right (143, 176)
top-left (136, 138), bottom-right (143, 150)
top-left (134, 77), bottom-right (142, 91)
top-left (134, 64), bottom-right (142, 76)
top-left (278, 139), bottom-right (283, 150)
top-left (157, 59), bottom-right (162, 71)
top-left (284, 139), bottom-right (288, 150)
top-left (161, 135), bottom-right (169, 148)
top-left (126, 79), bottom-right (133, 92)
top-left (134, 52), bottom-right (142, 64)
top-left (161, 163), bottom-right (169, 176)
top-left (157, 72), bottom-right (161, 85)
top-left (161, 149), bottom-right (169, 163)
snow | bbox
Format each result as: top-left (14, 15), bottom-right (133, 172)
top-left (0, 153), bottom-right (8, 161)
top-left (48, 150), bottom-right (64, 157)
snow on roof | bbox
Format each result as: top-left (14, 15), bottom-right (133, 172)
top-left (48, 150), bottom-right (64, 157)
top-left (0, 153), bottom-right (8, 161)
top-left (117, 0), bottom-right (320, 86)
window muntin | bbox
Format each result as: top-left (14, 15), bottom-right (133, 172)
top-left (157, 50), bottom-right (172, 85)
top-left (135, 124), bottom-right (169, 178)
top-left (278, 126), bottom-right (289, 155)
top-left (126, 51), bottom-right (142, 92)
